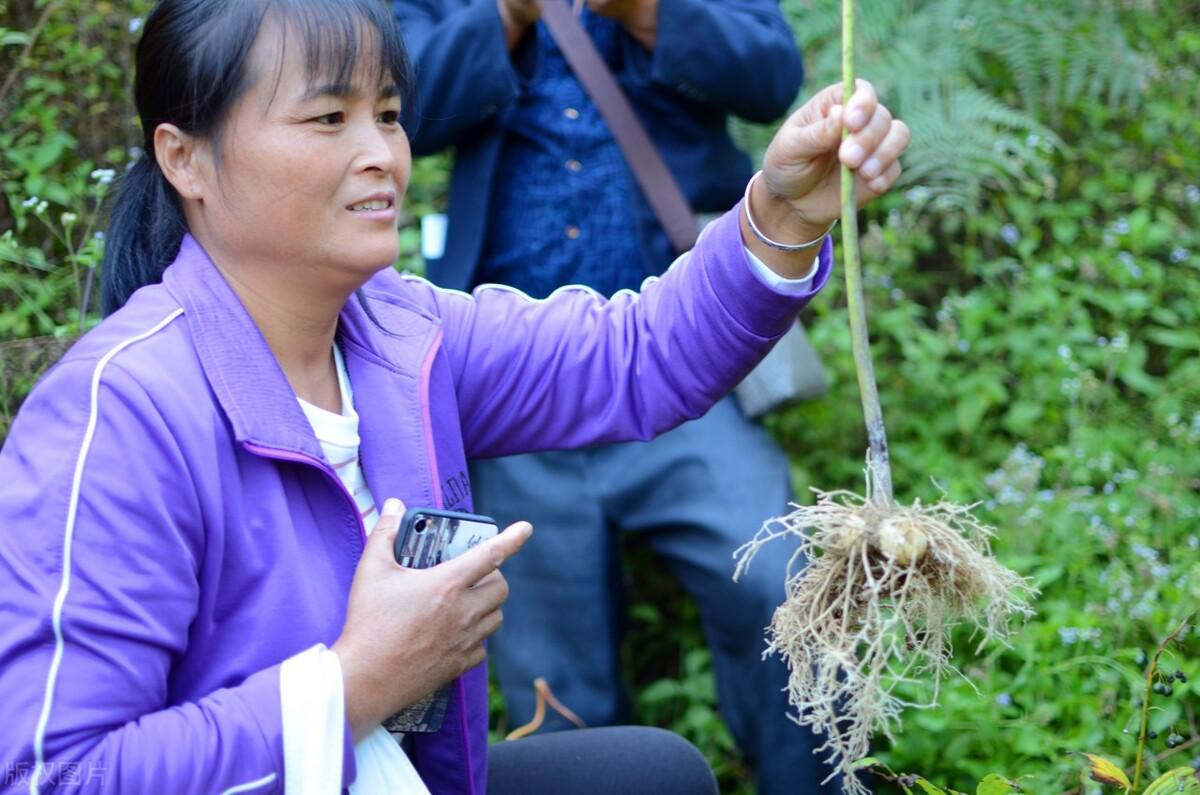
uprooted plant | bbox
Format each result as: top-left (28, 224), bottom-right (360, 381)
top-left (734, 2), bottom-right (1035, 792)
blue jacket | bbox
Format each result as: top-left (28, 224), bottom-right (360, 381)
top-left (392, 0), bottom-right (804, 290)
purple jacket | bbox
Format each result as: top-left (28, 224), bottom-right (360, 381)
top-left (0, 207), bottom-right (830, 794)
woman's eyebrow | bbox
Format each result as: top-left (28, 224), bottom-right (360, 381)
top-left (297, 82), bottom-right (401, 102)
top-left (297, 81), bottom-right (358, 102)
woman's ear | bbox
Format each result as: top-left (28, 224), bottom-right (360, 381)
top-left (154, 123), bottom-right (208, 201)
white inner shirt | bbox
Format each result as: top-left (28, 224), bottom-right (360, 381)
top-left (283, 345), bottom-right (429, 795)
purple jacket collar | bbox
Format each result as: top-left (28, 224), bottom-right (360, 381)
top-left (161, 235), bottom-right (441, 465)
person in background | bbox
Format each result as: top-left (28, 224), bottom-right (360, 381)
top-left (392, 0), bottom-right (846, 790)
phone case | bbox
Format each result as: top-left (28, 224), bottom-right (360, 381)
top-left (386, 508), bottom-right (498, 737)
top-left (393, 508), bottom-right (499, 569)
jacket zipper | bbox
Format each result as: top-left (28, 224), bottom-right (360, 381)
top-left (242, 443), bottom-right (368, 548)
top-left (418, 328), bottom-right (446, 509)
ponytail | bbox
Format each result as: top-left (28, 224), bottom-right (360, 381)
top-left (99, 156), bottom-right (187, 316)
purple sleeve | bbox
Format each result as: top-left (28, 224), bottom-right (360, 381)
top-left (421, 204), bottom-right (833, 459)
top-left (0, 361), bottom-right (286, 795)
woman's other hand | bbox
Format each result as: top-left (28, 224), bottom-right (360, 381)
top-left (497, 0), bottom-right (542, 50)
top-left (333, 499), bottom-right (533, 741)
top-left (745, 80), bottom-right (910, 276)
top-left (587, 0), bottom-right (658, 49)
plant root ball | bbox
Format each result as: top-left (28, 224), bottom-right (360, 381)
top-left (874, 515), bottom-right (928, 566)
top-left (733, 462), bottom-right (1035, 795)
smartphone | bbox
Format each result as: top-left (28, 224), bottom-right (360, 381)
top-left (393, 507), bottom-right (499, 569)
top-left (385, 508), bottom-right (499, 736)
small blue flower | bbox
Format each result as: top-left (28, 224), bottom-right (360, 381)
top-left (1132, 543), bottom-right (1158, 562)
top-left (129, 17), bottom-right (143, 34)
top-left (1170, 247), bottom-right (1189, 263)
top-left (1113, 218), bottom-right (1130, 235)
top-left (1117, 252), bottom-right (1141, 278)
top-left (1186, 185), bottom-right (1200, 204)
top-left (1000, 224), bottom-right (1020, 245)
top-left (994, 693), bottom-right (1013, 707)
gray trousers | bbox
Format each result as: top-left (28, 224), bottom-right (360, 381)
top-left (471, 396), bottom-right (839, 795)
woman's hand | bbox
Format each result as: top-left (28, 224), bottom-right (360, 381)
top-left (497, 0), bottom-right (541, 50)
top-left (588, 0), bottom-right (658, 49)
top-left (333, 499), bottom-right (532, 741)
top-left (744, 80), bottom-right (910, 276)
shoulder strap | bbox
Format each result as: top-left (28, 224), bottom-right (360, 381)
top-left (539, 1), bottom-right (698, 254)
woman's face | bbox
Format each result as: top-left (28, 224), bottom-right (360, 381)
top-left (191, 19), bottom-right (411, 287)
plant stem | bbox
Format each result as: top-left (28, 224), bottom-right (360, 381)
top-left (1132, 612), bottom-right (1195, 791)
top-left (841, 0), bottom-right (894, 504)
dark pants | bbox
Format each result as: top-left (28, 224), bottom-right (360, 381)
top-left (471, 396), bottom-right (838, 795)
top-left (488, 726), bottom-right (717, 795)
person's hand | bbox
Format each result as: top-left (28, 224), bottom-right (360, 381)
top-left (587, 0), bottom-right (657, 49)
top-left (332, 498), bottom-right (533, 741)
top-left (745, 80), bottom-right (909, 274)
top-left (497, 0), bottom-right (541, 50)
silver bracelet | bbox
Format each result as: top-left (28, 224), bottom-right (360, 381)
top-left (742, 170), bottom-right (838, 252)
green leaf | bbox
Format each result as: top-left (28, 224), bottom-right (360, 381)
top-left (0, 29), bottom-right (32, 47)
top-left (955, 392), bottom-right (987, 435)
top-left (916, 779), bottom-right (947, 795)
top-left (1032, 564), bottom-right (1065, 588)
top-left (1118, 364), bottom-right (1160, 395)
top-left (976, 774), bottom-right (1016, 795)
top-left (1131, 172), bottom-right (1157, 204)
top-left (636, 679), bottom-right (682, 704)
top-left (1003, 399), bottom-right (1044, 434)
top-left (24, 131), bottom-right (75, 174)
top-left (1146, 327), bottom-right (1200, 351)
top-left (1051, 217), bottom-right (1079, 244)
top-left (1080, 753), bottom-right (1131, 789)
top-left (1142, 767), bottom-right (1200, 795)
top-left (851, 756), bottom-right (882, 770)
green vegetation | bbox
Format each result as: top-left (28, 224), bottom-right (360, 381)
top-left (2, 1), bottom-right (1198, 792)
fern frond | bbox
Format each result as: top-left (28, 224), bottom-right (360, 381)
top-left (899, 85), bottom-right (1052, 210)
top-left (766, 0), bottom-right (1153, 215)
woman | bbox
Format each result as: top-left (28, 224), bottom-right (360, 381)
top-left (0, 0), bottom-right (908, 793)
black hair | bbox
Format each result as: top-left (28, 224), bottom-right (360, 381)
top-left (101, 0), bottom-right (411, 316)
